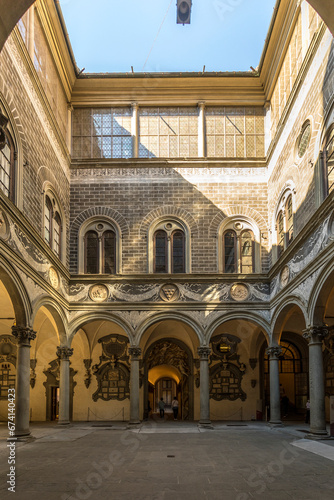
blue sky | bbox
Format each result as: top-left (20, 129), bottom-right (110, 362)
top-left (59, 0), bottom-right (277, 73)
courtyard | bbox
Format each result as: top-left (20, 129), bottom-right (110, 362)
top-left (0, 420), bottom-right (334, 500)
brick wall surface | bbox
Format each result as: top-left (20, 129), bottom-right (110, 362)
top-left (0, 40), bottom-right (70, 265)
top-left (69, 170), bottom-right (268, 274)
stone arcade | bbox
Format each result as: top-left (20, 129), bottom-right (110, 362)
top-left (0, 0), bottom-right (334, 439)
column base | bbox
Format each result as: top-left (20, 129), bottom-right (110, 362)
top-left (57, 420), bottom-right (71, 426)
top-left (198, 420), bottom-right (214, 429)
top-left (268, 420), bottom-right (284, 427)
top-left (12, 430), bottom-right (33, 441)
top-left (306, 430), bottom-right (332, 440)
top-left (128, 420), bottom-right (141, 428)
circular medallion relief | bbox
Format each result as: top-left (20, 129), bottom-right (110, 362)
top-left (89, 284), bottom-right (109, 302)
top-left (234, 222), bottom-right (243, 231)
top-left (230, 283), bottom-right (249, 301)
top-left (49, 267), bottom-right (59, 289)
top-left (159, 284), bottom-right (180, 302)
top-left (280, 266), bottom-right (290, 287)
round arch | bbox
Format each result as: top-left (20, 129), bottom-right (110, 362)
top-left (68, 311), bottom-right (134, 345)
top-left (0, 258), bottom-right (31, 326)
top-left (308, 259), bottom-right (334, 326)
top-left (136, 311), bottom-right (204, 347)
top-left (271, 296), bottom-right (308, 344)
top-left (206, 311), bottom-right (271, 344)
top-left (31, 296), bottom-right (68, 344)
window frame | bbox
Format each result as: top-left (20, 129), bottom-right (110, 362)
top-left (0, 126), bottom-right (16, 202)
top-left (42, 186), bottom-right (64, 261)
top-left (78, 217), bottom-right (121, 275)
top-left (149, 218), bottom-right (190, 274)
top-left (274, 185), bottom-right (296, 261)
top-left (219, 217), bottom-right (260, 274)
top-left (324, 126), bottom-right (334, 196)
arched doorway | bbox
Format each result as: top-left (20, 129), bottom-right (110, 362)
top-left (261, 334), bottom-right (309, 418)
top-left (144, 339), bottom-right (194, 420)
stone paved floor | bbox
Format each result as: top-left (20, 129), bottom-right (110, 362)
top-left (0, 419), bottom-right (334, 500)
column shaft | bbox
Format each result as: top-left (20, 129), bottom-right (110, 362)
top-left (267, 346), bottom-right (282, 425)
top-left (57, 346), bottom-right (73, 425)
top-left (303, 326), bottom-right (329, 437)
top-left (198, 347), bottom-right (211, 425)
top-left (129, 347), bottom-right (141, 424)
top-left (12, 326), bottom-right (36, 437)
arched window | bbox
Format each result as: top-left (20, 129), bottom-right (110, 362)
top-left (44, 195), bottom-right (52, 245)
top-left (0, 128), bottom-right (15, 201)
top-left (81, 220), bottom-right (118, 275)
top-left (276, 211), bottom-right (284, 258)
top-left (43, 189), bottom-right (64, 260)
top-left (275, 188), bottom-right (295, 260)
top-left (85, 230), bottom-right (99, 274)
top-left (151, 220), bottom-right (188, 274)
top-left (172, 230), bottom-right (185, 273)
top-left (103, 230), bottom-right (116, 274)
top-left (154, 230), bottom-right (168, 273)
top-left (221, 220), bottom-right (258, 274)
top-left (240, 230), bottom-right (254, 273)
top-left (286, 195), bottom-right (293, 246)
top-left (223, 230), bottom-right (236, 273)
top-left (325, 127), bottom-right (334, 196)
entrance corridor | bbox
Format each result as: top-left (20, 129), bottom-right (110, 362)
top-left (1, 420), bottom-right (334, 500)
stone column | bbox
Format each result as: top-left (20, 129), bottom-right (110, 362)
top-left (131, 102), bottom-right (139, 158)
top-left (198, 346), bottom-right (211, 426)
top-left (57, 346), bottom-right (73, 425)
top-left (12, 326), bottom-right (36, 437)
top-left (303, 326), bottom-right (329, 438)
top-left (129, 347), bottom-right (141, 425)
top-left (198, 101), bottom-right (206, 157)
top-left (267, 346), bottom-right (282, 425)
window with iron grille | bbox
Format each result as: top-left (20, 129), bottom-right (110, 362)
top-left (139, 107), bottom-right (198, 158)
top-left (72, 108), bottom-right (132, 159)
top-left (206, 107), bottom-right (265, 158)
top-left (0, 363), bottom-right (15, 400)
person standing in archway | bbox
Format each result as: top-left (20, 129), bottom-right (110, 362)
top-left (172, 396), bottom-right (179, 420)
top-left (158, 397), bottom-right (165, 418)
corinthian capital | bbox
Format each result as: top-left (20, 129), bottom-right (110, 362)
top-left (57, 346), bottom-right (73, 360)
top-left (128, 347), bottom-right (141, 360)
top-left (198, 346), bottom-right (211, 360)
top-left (266, 346), bottom-right (282, 359)
top-left (302, 325), bottom-right (329, 344)
top-left (12, 326), bottom-right (36, 346)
